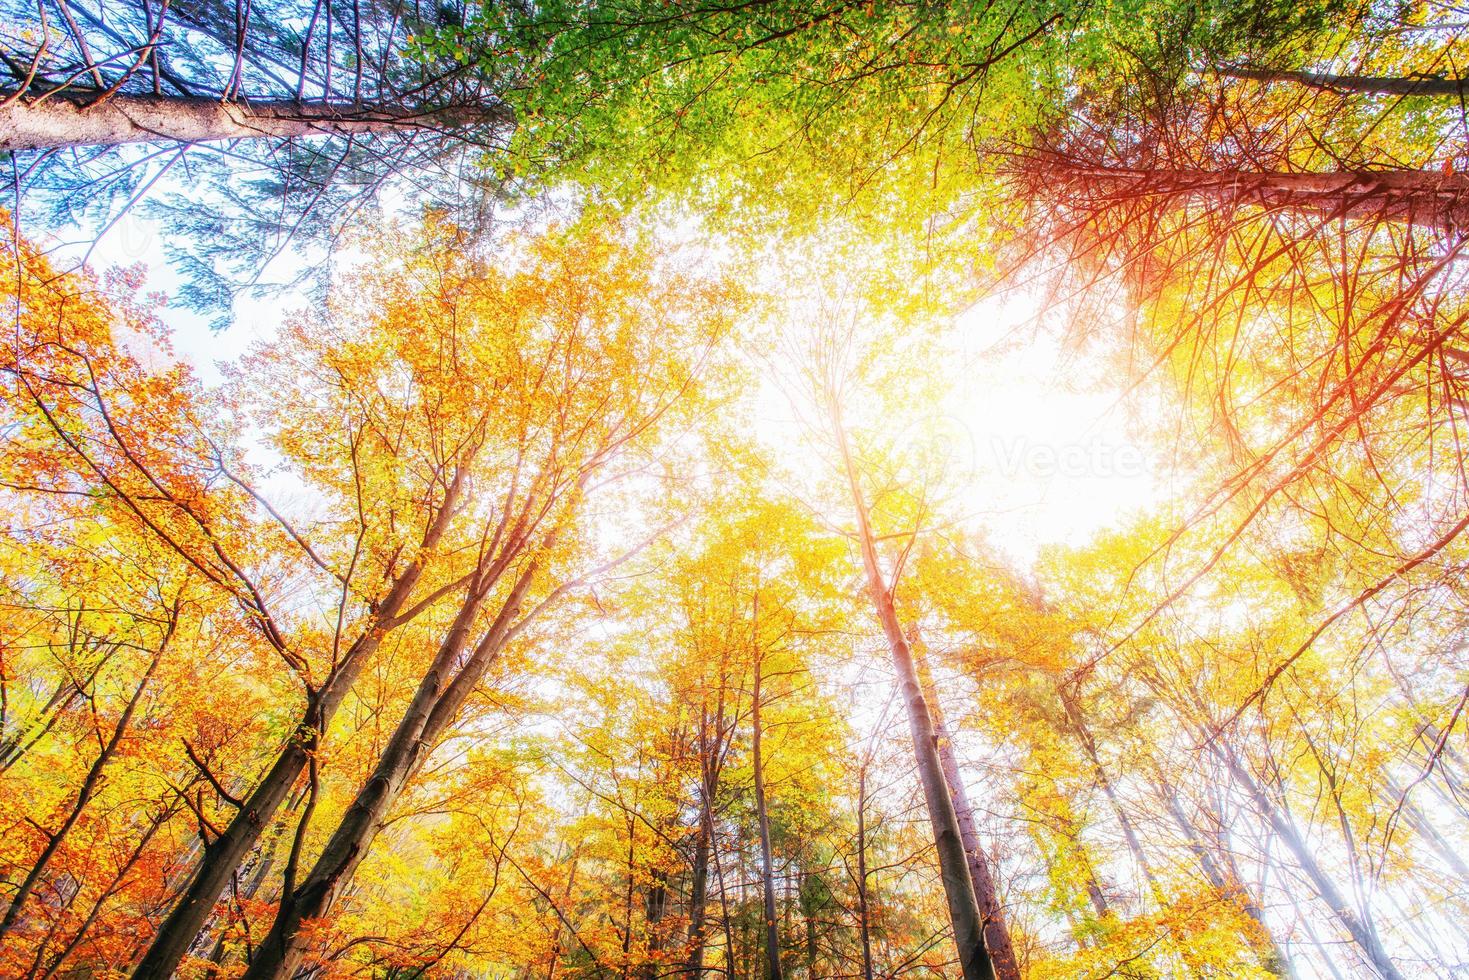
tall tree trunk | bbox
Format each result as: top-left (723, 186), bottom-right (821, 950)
top-left (38, 802), bottom-right (174, 980)
top-left (241, 557), bottom-right (540, 980)
top-left (833, 413), bottom-right (995, 980)
top-left (1032, 160), bottom-right (1469, 231)
top-left (1219, 746), bottom-right (1405, 980)
top-left (752, 649), bottom-right (784, 980)
top-left (1058, 690), bottom-right (1161, 898)
top-left (687, 817), bottom-right (713, 977)
top-left (1157, 777), bottom-right (1292, 977)
top-left (644, 868), bottom-right (669, 979)
top-left (911, 639), bottom-right (1021, 980)
top-left (0, 93), bottom-right (513, 151)
top-left (1220, 67), bottom-right (1469, 97)
top-left (688, 696), bottom-right (727, 979)
top-left (803, 870), bottom-right (817, 979)
top-left (0, 615), bottom-right (170, 941)
top-left (133, 470), bottom-right (467, 980)
top-left (855, 766), bottom-right (876, 980)
top-left (714, 838), bottom-right (738, 980)
top-left (1382, 774), bottom-right (1469, 882)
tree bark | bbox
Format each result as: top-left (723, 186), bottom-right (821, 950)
top-left (833, 413), bottom-right (995, 980)
top-left (1220, 67), bottom-right (1469, 98)
top-left (752, 648), bottom-right (784, 980)
top-left (855, 766), bottom-right (876, 980)
top-left (240, 557), bottom-right (540, 980)
top-left (1036, 161), bottom-right (1469, 231)
top-left (1220, 746), bottom-right (1405, 980)
top-left (132, 469), bottom-right (468, 980)
top-left (687, 695), bottom-right (729, 978)
top-left (0, 93), bottom-right (513, 151)
top-left (911, 639), bottom-right (1021, 980)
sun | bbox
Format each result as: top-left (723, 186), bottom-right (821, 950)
top-left (943, 294), bottom-right (1168, 560)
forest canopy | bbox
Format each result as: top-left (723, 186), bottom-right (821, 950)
top-left (0, 1), bottom-right (1466, 979)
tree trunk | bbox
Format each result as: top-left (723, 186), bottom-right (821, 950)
top-left (644, 869), bottom-right (669, 980)
top-left (912, 639), bottom-right (1021, 980)
top-left (855, 766), bottom-right (876, 980)
top-left (1157, 778), bottom-right (1292, 977)
top-left (1220, 746), bottom-right (1405, 980)
top-left (714, 837), bottom-right (738, 980)
top-left (0, 93), bottom-right (513, 151)
top-left (1034, 160), bottom-right (1469, 231)
top-left (833, 413), bottom-right (995, 980)
top-left (1220, 67), bottom-right (1469, 98)
top-left (752, 650), bottom-right (784, 980)
top-left (688, 697), bottom-right (727, 978)
top-left (687, 818), bottom-right (713, 977)
top-left (132, 470), bottom-right (467, 980)
top-left (1059, 690), bottom-right (1161, 898)
top-left (241, 559), bottom-right (539, 980)
top-left (1382, 774), bottom-right (1469, 882)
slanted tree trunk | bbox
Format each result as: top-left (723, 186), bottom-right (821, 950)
top-left (1157, 777), bottom-right (1293, 977)
top-left (241, 556), bottom-right (541, 980)
top-left (752, 646), bottom-right (784, 980)
top-left (833, 412), bottom-right (995, 980)
top-left (1219, 745), bottom-right (1406, 980)
top-left (1382, 774), bottom-right (1469, 883)
top-left (133, 470), bottom-right (468, 980)
top-left (37, 801), bottom-right (174, 980)
top-left (911, 639), bottom-right (1021, 980)
top-left (0, 93), bottom-right (513, 151)
top-left (1058, 689), bottom-right (1161, 897)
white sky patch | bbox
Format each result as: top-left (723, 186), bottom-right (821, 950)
top-left (53, 209), bottom-right (281, 383)
top-left (945, 294), bottom-right (1167, 561)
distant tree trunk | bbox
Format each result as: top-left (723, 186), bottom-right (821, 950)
top-left (133, 471), bottom-right (469, 980)
top-left (911, 639), bottom-right (1021, 980)
top-left (687, 817), bottom-right (713, 976)
top-left (714, 840), bottom-right (738, 980)
top-left (644, 867), bottom-right (669, 979)
top-left (1219, 746), bottom-right (1406, 980)
top-left (1058, 689), bottom-right (1161, 897)
top-left (0, 93), bottom-right (513, 151)
top-left (688, 696), bottom-right (728, 978)
top-left (832, 412), bottom-right (994, 980)
top-left (1157, 778), bottom-right (1292, 977)
top-left (547, 844), bottom-right (583, 980)
top-left (802, 871), bottom-right (818, 979)
top-left (855, 766), bottom-right (876, 980)
top-left (0, 615), bottom-right (170, 941)
top-left (752, 648), bottom-right (784, 980)
top-left (37, 801), bottom-right (173, 980)
top-left (1219, 67), bottom-right (1469, 97)
top-left (1382, 774), bottom-right (1469, 882)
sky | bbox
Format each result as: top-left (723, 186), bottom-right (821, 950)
top-left (63, 202), bottom-right (1170, 568)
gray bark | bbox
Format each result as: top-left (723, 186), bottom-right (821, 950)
top-left (132, 468), bottom-right (469, 980)
top-left (834, 414), bottom-right (995, 980)
top-left (912, 640), bottom-right (1021, 980)
top-left (0, 93), bottom-right (512, 151)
